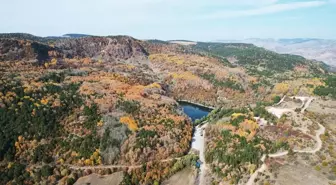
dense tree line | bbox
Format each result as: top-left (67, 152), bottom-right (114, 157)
top-left (71, 135), bottom-right (100, 158)
top-left (200, 73), bottom-right (245, 92)
top-left (135, 129), bottom-right (159, 148)
top-left (0, 33), bottom-right (59, 43)
top-left (116, 98), bottom-right (141, 114)
top-left (0, 79), bottom-right (82, 161)
top-left (32, 144), bottom-right (54, 163)
top-left (314, 75), bottom-right (336, 99)
top-left (83, 103), bottom-right (101, 130)
top-left (202, 105), bottom-right (287, 184)
top-left (38, 72), bottom-right (66, 83)
top-left (272, 96), bottom-right (281, 104)
top-left (0, 162), bottom-right (28, 184)
top-left (253, 105), bottom-right (277, 123)
top-left (199, 107), bottom-right (249, 125)
top-left (206, 129), bottom-right (289, 184)
top-left (121, 154), bottom-right (199, 185)
top-left (192, 42), bottom-right (324, 75)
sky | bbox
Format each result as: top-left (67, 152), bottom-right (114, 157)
top-left (1, 0), bottom-right (336, 41)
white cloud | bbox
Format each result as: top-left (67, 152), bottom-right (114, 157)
top-left (142, 0), bottom-right (280, 7)
top-left (103, 0), bottom-right (326, 22)
top-left (200, 1), bottom-right (326, 19)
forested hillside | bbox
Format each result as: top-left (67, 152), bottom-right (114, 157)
top-left (0, 34), bottom-right (333, 185)
top-left (192, 42), bottom-right (327, 75)
top-left (314, 75), bottom-right (336, 98)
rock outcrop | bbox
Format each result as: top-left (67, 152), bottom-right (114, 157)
top-left (0, 39), bottom-right (58, 63)
top-left (55, 36), bottom-right (148, 62)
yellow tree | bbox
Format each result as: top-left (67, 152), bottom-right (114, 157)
top-left (120, 116), bottom-right (138, 131)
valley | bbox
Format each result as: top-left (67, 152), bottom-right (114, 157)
top-left (0, 33), bottom-right (336, 185)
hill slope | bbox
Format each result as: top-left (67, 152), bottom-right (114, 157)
top-left (0, 33), bottom-right (334, 185)
top-left (218, 38), bottom-right (336, 67)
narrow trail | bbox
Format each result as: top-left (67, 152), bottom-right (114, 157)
top-left (69, 157), bottom-right (182, 170)
top-left (275, 95), bottom-right (286, 106)
top-left (291, 96), bottom-right (308, 108)
top-left (55, 107), bottom-right (212, 174)
top-left (301, 97), bottom-right (314, 113)
top-left (65, 97), bottom-right (322, 184)
top-left (70, 165), bottom-right (141, 170)
top-left (246, 97), bottom-right (325, 185)
top-left (69, 125), bottom-right (211, 172)
top-left (295, 121), bottom-right (325, 154)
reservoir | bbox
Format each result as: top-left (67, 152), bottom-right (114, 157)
top-left (178, 101), bottom-right (212, 122)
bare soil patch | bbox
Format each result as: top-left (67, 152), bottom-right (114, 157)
top-left (74, 172), bottom-right (124, 185)
top-left (162, 167), bottom-right (197, 185)
top-left (276, 99), bottom-right (302, 109)
top-left (307, 98), bottom-right (336, 115)
top-left (275, 163), bottom-right (329, 185)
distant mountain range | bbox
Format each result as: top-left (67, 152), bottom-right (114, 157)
top-left (217, 38), bottom-right (336, 67)
top-left (47, 33), bottom-right (92, 38)
top-left (0, 33), bottom-right (92, 42)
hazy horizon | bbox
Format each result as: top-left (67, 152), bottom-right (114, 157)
top-left (1, 32), bottom-right (336, 42)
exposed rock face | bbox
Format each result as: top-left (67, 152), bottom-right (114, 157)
top-left (55, 36), bottom-right (148, 61)
top-left (0, 34), bottom-right (329, 110)
top-left (0, 35), bottom-right (149, 65)
top-left (55, 37), bottom-right (109, 59)
top-left (0, 39), bottom-right (57, 63)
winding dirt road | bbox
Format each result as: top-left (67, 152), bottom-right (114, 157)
top-left (66, 97), bottom-right (322, 185)
top-left (246, 97), bottom-right (325, 185)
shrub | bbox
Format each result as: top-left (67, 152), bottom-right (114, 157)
top-left (117, 99), bottom-right (140, 114)
top-left (39, 72), bottom-right (65, 83)
top-left (41, 165), bottom-right (53, 177)
top-left (67, 177), bottom-right (76, 185)
top-left (315, 165), bottom-right (321, 171)
top-left (83, 104), bottom-right (101, 130)
top-left (313, 75), bottom-right (336, 99)
top-left (272, 96), bottom-right (281, 104)
top-left (200, 73), bottom-right (245, 92)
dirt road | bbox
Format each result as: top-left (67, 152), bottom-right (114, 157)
top-left (69, 157), bottom-right (182, 170)
top-left (192, 124), bottom-right (208, 185)
top-left (247, 97), bottom-right (325, 185)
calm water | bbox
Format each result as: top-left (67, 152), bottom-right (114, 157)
top-left (179, 101), bottom-right (212, 122)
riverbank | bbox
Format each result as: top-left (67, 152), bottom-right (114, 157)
top-left (178, 100), bottom-right (213, 124)
top-left (177, 100), bottom-right (215, 110)
top-left (177, 101), bottom-right (212, 185)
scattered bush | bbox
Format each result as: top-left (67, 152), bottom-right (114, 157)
top-left (272, 96), bottom-right (281, 104)
top-left (41, 165), bottom-right (53, 177)
top-left (117, 99), bottom-right (140, 114)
